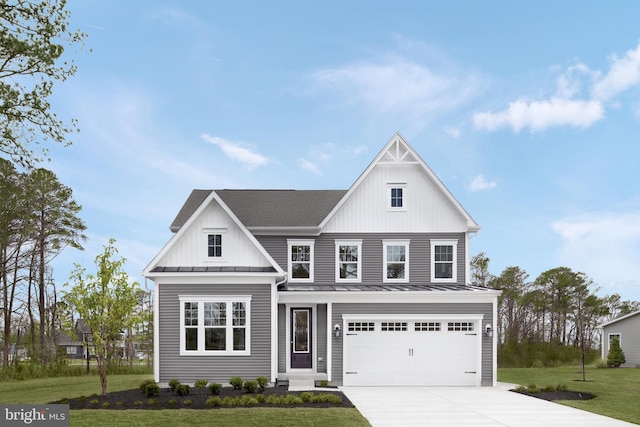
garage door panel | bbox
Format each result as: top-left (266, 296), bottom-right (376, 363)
top-left (343, 318), bottom-right (480, 386)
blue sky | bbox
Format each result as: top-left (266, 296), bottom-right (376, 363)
top-left (47, 1), bottom-right (640, 302)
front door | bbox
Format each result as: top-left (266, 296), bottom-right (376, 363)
top-left (290, 308), bottom-right (312, 369)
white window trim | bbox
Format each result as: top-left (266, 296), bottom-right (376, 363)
top-left (178, 295), bottom-right (251, 356)
top-left (287, 239), bottom-right (315, 283)
top-left (335, 240), bottom-right (362, 283)
top-left (387, 183), bottom-right (407, 211)
top-left (383, 239), bottom-right (410, 283)
top-left (430, 239), bottom-right (458, 283)
top-left (203, 228), bottom-right (227, 263)
top-left (608, 333), bottom-right (621, 345)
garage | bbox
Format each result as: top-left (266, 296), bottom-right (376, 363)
top-left (342, 315), bottom-right (482, 386)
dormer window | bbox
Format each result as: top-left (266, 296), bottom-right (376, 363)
top-left (388, 184), bottom-right (406, 210)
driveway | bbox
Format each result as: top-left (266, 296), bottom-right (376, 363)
top-left (340, 383), bottom-right (636, 427)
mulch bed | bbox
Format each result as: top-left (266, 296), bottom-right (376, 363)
top-left (513, 390), bottom-right (596, 401)
top-left (54, 386), bottom-right (354, 410)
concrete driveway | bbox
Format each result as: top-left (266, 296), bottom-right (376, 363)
top-left (340, 383), bottom-right (636, 427)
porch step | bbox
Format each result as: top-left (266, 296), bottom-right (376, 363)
top-left (287, 379), bottom-right (315, 391)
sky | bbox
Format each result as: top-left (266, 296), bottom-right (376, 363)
top-left (43, 1), bottom-right (640, 302)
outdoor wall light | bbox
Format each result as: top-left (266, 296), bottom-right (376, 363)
top-left (485, 324), bottom-right (493, 337)
top-left (333, 323), bottom-right (341, 338)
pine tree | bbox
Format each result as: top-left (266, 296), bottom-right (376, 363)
top-left (607, 337), bottom-right (626, 368)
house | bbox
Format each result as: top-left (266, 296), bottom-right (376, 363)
top-left (143, 133), bottom-right (502, 387)
top-left (599, 310), bottom-right (640, 367)
top-left (57, 331), bottom-right (85, 359)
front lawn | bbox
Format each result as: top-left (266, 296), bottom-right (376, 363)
top-left (498, 366), bottom-right (640, 424)
top-left (0, 375), bottom-right (370, 427)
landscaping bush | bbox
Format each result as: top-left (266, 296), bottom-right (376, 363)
top-left (265, 395), bottom-right (283, 405)
top-left (138, 378), bottom-right (156, 393)
top-left (311, 393), bottom-right (343, 404)
top-left (168, 378), bottom-right (180, 391)
top-left (175, 384), bottom-right (190, 396)
top-left (256, 376), bottom-right (269, 391)
top-left (183, 399), bottom-right (192, 406)
top-left (206, 396), bottom-right (222, 407)
top-left (243, 380), bottom-right (258, 393)
top-left (230, 376), bottom-right (243, 390)
top-left (607, 338), bottom-right (626, 367)
top-left (594, 358), bottom-right (609, 369)
top-left (143, 382), bottom-right (160, 397)
top-left (239, 395), bottom-right (260, 406)
top-left (208, 382), bottom-right (222, 395)
top-left (194, 379), bottom-right (208, 389)
top-left (300, 391), bottom-right (314, 402)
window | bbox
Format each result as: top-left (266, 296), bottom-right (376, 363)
top-left (66, 346), bottom-right (77, 355)
top-left (448, 322), bottom-right (474, 332)
top-left (381, 322), bottom-right (407, 331)
top-left (335, 240), bottom-right (362, 282)
top-left (287, 240), bottom-right (314, 282)
top-left (415, 322), bottom-right (441, 331)
top-left (348, 322), bottom-right (375, 332)
top-left (609, 333), bottom-right (621, 345)
top-left (383, 240), bottom-right (410, 282)
top-left (207, 234), bottom-right (222, 258)
top-left (431, 239), bottom-right (458, 283)
top-left (388, 184), bottom-right (406, 210)
top-left (179, 296), bottom-right (251, 355)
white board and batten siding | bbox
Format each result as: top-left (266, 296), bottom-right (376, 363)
top-left (323, 163), bottom-right (470, 234)
top-left (157, 198), bottom-right (273, 268)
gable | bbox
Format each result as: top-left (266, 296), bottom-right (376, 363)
top-left (144, 191), bottom-right (282, 275)
top-left (321, 133), bottom-right (478, 233)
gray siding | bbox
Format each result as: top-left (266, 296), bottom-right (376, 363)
top-left (258, 232), bottom-right (466, 285)
top-left (277, 305), bottom-right (286, 373)
top-left (602, 314), bottom-right (640, 367)
top-left (331, 303), bottom-right (494, 386)
top-left (158, 283), bottom-right (272, 383)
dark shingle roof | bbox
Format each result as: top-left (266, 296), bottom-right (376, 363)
top-left (170, 189), bottom-right (347, 232)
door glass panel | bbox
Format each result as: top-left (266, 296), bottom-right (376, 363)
top-left (293, 310), bottom-right (309, 353)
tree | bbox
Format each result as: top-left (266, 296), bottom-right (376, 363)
top-left (61, 239), bottom-right (141, 396)
top-left (470, 252), bottom-right (493, 287)
top-left (0, 0), bottom-right (86, 166)
top-left (607, 337), bottom-right (626, 368)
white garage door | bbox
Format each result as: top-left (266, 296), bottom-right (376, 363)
top-left (343, 317), bottom-right (481, 386)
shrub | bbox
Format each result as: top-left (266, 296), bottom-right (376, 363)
top-left (102, 401), bottom-right (110, 408)
top-left (540, 385), bottom-right (555, 392)
top-left (239, 395), bottom-right (259, 406)
top-left (311, 393), bottom-right (343, 404)
top-left (183, 399), bottom-right (192, 406)
top-left (222, 396), bottom-right (239, 407)
top-left (594, 358), bottom-right (608, 369)
top-left (256, 376), bottom-right (269, 391)
top-left (175, 384), bottom-right (190, 396)
top-left (90, 399), bottom-right (99, 406)
top-left (230, 376), bottom-right (243, 390)
top-left (194, 378), bottom-right (208, 389)
top-left (300, 391), bottom-right (314, 402)
top-left (133, 400), bottom-right (143, 407)
top-left (147, 398), bottom-right (158, 406)
top-left (319, 380), bottom-right (329, 387)
top-left (143, 382), bottom-right (160, 397)
top-left (167, 399), bottom-right (177, 406)
top-left (208, 382), bottom-right (222, 395)
top-left (607, 338), bottom-right (626, 367)
top-left (283, 394), bottom-right (303, 405)
top-left (555, 384), bottom-right (568, 392)
top-left (168, 378), bottom-right (180, 391)
top-left (116, 401), bottom-right (125, 407)
top-left (265, 395), bottom-right (283, 405)
top-left (526, 384), bottom-right (539, 393)
top-left (243, 380), bottom-right (258, 393)
top-left (254, 394), bottom-right (265, 403)
top-left (206, 396), bottom-right (222, 407)
top-left (139, 378), bottom-right (156, 393)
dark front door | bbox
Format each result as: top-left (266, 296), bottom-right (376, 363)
top-left (290, 308), bottom-right (312, 369)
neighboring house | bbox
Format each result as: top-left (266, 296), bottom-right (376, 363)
top-left (599, 310), bottom-right (640, 367)
top-left (57, 331), bottom-right (85, 359)
top-left (143, 133), bottom-right (502, 387)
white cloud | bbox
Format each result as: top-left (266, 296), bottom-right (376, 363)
top-left (592, 42), bottom-right (640, 101)
top-left (202, 134), bottom-right (270, 169)
top-left (551, 211), bottom-right (640, 298)
top-left (466, 175), bottom-right (497, 192)
top-left (473, 98), bottom-right (604, 132)
top-left (297, 158), bottom-right (322, 175)
top-left (444, 125), bottom-right (461, 139)
top-left (310, 59), bottom-right (481, 121)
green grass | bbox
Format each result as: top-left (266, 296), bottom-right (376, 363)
top-left (70, 408), bottom-right (369, 427)
top-left (0, 374), bottom-right (151, 404)
top-left (0, 376), bottom-right (370, 427)
top-left (499, 366), bottom-right (640, 424)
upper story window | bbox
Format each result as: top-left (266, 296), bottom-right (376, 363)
top-left (383, 240), bottom-right (410, 283)
top-left (431, 239), bottom-right (458, 283)
top-left (179, 295), bottom-right (251, 356)
top-left (388, 184), bottom-right (406, 211)
top-left (208, 234), bottom-right (222, 257)
top-left (335, 240), bottom-right (362, 282)
top-left (288, 240), bottom-right (314, 282)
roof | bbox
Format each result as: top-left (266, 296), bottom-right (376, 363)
top-left (150, 266), bottom-right (277, 273)
top-left (170, 189), bottom-right (347, 232)
top-left (282, 284), bottom-right (496, 292)
top-left (599, 310), bottom-right (640, 328)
